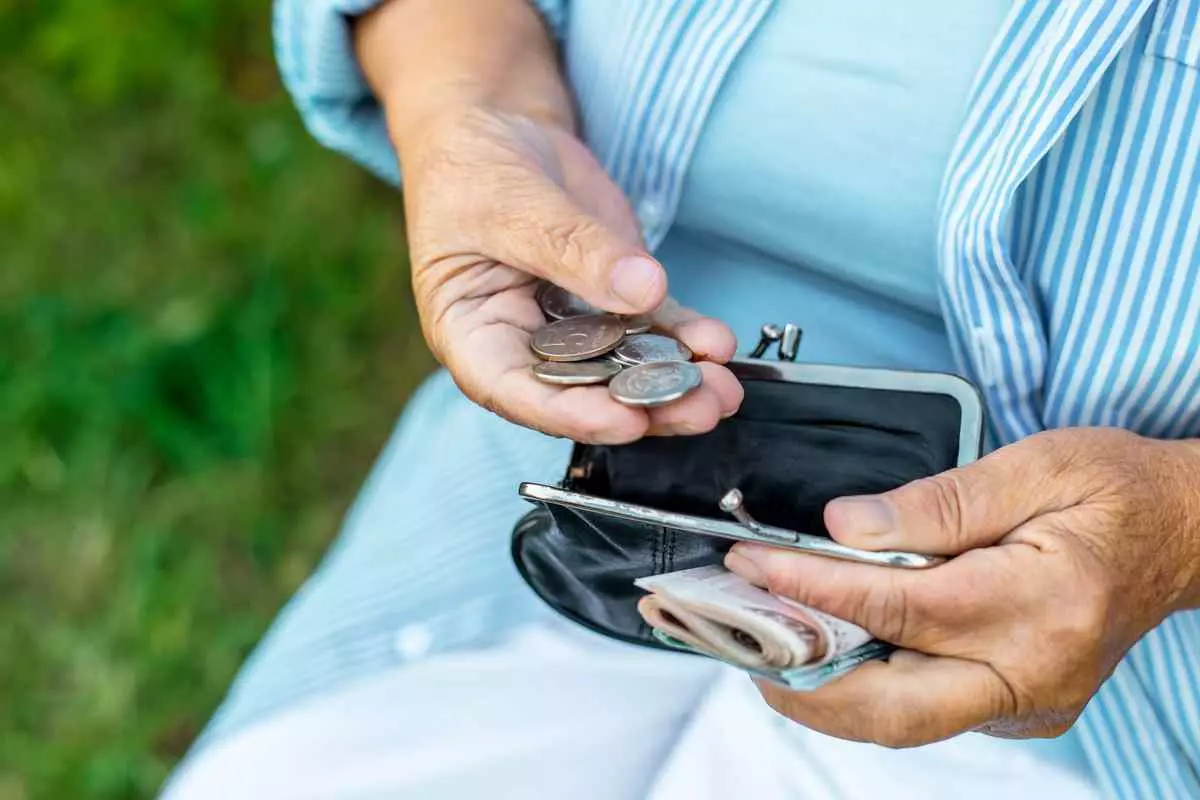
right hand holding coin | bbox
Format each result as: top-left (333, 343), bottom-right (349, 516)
top-left (394, 107), bottom-right (742, 442)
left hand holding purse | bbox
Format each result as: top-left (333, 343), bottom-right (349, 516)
top-left (724, 428), bottom-right (1200, 745)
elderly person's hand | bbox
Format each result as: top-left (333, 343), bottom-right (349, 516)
top-left (725, 428), bottom-right (1200, 746)
top-left (354, 0), bottom-right (741, 443)
top-left (396, 108), bottom-right (742, 442)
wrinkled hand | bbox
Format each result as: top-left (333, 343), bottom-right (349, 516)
top-left (399, 107), bottom-right (742, 442)
top-left (725, 428), bottom-right (1200, 746)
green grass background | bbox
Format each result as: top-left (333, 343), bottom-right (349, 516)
top-left (2, 2), bottom-right (434, 797)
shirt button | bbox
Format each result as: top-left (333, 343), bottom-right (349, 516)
top-left (637, 196), bottom-right (666, 231)
top-left (394, 623), bottom-right (434, 661)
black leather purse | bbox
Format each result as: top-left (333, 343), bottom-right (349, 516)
top-left (511, 328), bottom-right (984, 683)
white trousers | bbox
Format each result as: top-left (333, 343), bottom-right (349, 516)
top-left (162, 619), bottom-right (1102, 800)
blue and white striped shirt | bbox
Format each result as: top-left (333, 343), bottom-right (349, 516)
top-left (273, 1), bottom-right (1200, 797)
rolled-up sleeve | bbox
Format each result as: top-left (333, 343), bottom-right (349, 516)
top-left (272, 0), bottom-right (568, 185)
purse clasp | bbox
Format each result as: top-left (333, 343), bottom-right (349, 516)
top-left (749, 322), bottom-right (802, 362)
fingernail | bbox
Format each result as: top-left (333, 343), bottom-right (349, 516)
top-left (611, 256), bottom-right (663, 309)
top-left (724, 545), bottom-right (768, 585)
top-left (826, 496), bottom-right (896, 537)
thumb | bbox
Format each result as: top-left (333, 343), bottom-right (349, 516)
top-left (484, 181), bottom-right (667, 314)
top-left (824, 432), bottom-right (1078, 555)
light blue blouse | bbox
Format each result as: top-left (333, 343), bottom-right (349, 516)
top-left (655, 0), bottom-right (1088, 780)
top-left (248, 2), bottom-right (1200, 799)
top-left (660, 0), bottom-right (1010, 367)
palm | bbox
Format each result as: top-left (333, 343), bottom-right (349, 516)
top-left (406, 110), bottom-right (741, 442)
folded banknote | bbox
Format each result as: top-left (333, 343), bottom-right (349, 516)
top-left (636, 565), bottom-right (890, 689)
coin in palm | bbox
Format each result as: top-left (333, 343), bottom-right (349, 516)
top-left (530, 314), bottom-right (627, 362)
top-left (532, 360), bottom-right (623, 386)
top-left (611, 333), bottom-right (693, 366)
top-left (536, 283), bottom-right (599, 320)
top-left (609, 361), bottom-right (703, 407)
top-left (622, 315), bottom-right (653, 335)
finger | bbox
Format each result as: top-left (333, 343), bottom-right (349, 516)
top-left (755, 650), bottom-right (1014, 748)
top-left (441, 289), bottom-right (652, 444)
top-left (824, 430), bottom-right (1085, 556)
top-left (644, 367), bottom-right (723, 437)
top-left (481, 180), bottom-right (667, 315)
top-left (695, 361), bottom-right (745, 418)
top-left (644, 389), bottom-right (720, 436)
top-left (651, 298), bottom-right (739, 364)
top-left (724, 544), bottom-right (963, 649)
top-left (643, 363), bottom-right (743, 436)
top-left (486, 364), bottom-right (651, 444)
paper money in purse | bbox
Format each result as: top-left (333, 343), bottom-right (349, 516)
top-left (510, 324), bottom-right (984, 687)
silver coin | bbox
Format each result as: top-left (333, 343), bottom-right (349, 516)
top-left (536, 283), bottom-right (599, 320)
top-left (622, 315), bottom-right (653, 335)
top-left (531, 359), bottom-right (624, 386)
top-left (611, 333), bottom-right (693, 366)
top-left (530, 314), bottom-right (627, 362)
top-left (608, 361), bottom-right (703, 407)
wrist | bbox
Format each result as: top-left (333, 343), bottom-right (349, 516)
top-left (387, 96), bottom-right (574, 171)
top-left (1176, 439), bottom-right (1200, 611)
top-left (1153, 437), bottom-right (1200, 613)
top-left (355, 0), bottom-right (574, 157)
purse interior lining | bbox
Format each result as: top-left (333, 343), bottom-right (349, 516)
top-left (568, 379), bottom-right (963, 535)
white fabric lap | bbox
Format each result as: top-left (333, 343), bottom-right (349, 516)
top-left (162, 620), bottom-right (722, 800)
top-left (164, 619), bottom-right (1101, 800)
top-left (649, 670), bottom-right (1103, 800)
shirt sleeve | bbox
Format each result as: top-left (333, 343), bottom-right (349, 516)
top-left (272, 0), bottom-right (568, 186)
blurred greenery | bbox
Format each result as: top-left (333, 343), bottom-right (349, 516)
top-left (1, 2), bottom-right (433, 797)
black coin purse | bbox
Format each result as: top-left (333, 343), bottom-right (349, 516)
top-left (511, 327), bottom-right (984, 667)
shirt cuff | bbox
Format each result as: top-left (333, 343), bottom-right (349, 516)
top-left (272, 0), bottom-right (568, 186)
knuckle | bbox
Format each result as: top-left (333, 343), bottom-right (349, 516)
top-left (873, 578), bottom-right (907, 642)
top-left (542, 217), bottom-right (602, 274)
top-left (916, 474), bottom-right (968, 547)
top-left (864, 576), bottom-right (914, 643)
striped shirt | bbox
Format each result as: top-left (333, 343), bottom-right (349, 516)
top-left (273, 1), bottom-right (1200, 797)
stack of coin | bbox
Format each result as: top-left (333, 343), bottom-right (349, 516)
top-left (529, 283), bottom-right (702, 408)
